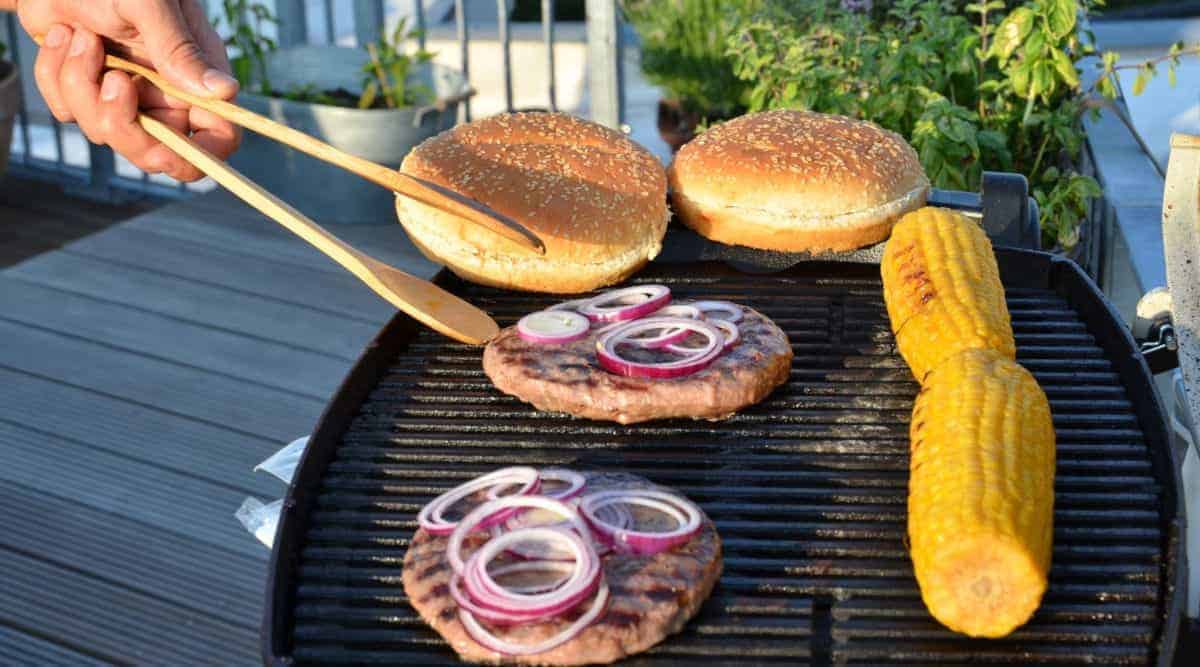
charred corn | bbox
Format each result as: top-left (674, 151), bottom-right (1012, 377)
top-left (881, 207), bottom-right (1015, 383)
top-left (908, 348), bottom-right (1055, 638)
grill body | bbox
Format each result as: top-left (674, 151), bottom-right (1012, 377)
top-left (264, 250), bottom-right (1183, 666)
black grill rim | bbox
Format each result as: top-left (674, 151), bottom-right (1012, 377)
top-left (261, 248), bottom-right (1184, 667)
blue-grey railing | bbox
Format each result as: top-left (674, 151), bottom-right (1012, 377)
top-left (1, 0), bottom-right (624, 202)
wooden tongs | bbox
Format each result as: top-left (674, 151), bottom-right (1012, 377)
top-left (78, 49), bottom-right (540, 345)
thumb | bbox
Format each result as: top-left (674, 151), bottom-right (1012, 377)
top-left (140, 3), bottom-right (237, 98)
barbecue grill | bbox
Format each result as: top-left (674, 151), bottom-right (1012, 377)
top-left (263, 175), bottom-right (1186, 665)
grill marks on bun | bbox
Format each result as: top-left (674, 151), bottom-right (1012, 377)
top-left (668, 110), bottom-right (931, 254)
top-left (398, 113), bottom-right (670, 294)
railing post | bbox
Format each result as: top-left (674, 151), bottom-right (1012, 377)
top-left (275, 0), bottom-right (309, 47)
top-left (585, 0), bottom-right (624, 129)
top-left (354, 0), bottom-right (386, 47)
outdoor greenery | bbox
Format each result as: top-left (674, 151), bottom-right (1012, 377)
top-left (214, 1), bottom-right (434, 110)
top-left (627, 0), bottom-right (1193, 250)
top-left (622, 0), bottom-right (758, 118)
top-left (722, 0), bottom-right (1198, 249)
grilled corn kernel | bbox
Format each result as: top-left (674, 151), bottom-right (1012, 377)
top-left (908, 348), bottom-right (1055, 638)
top-left (882, 206), bottom-right (1015, 383)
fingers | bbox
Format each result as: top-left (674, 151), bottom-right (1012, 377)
top-left (133, 0), bottom-right (238, 99)
top-left (34, 24), bottom-right (73, 122)
top-left (56, 28), bottom-right (205, 181)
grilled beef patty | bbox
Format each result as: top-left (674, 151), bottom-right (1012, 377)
top-left (402, 472), bottom-right (723, 665)
top-left (483, 305), bottom-right (792, 423)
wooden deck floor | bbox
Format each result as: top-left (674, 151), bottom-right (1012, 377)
top-left (0, 188), bottom-right (438, 665)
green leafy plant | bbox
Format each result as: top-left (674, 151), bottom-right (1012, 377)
top-left (725, 0), bottom-right (1198, 250)
top-left (358, 18), bottom-right (435, 109)
top-left (214, 0), bottom-right (277, 95)
top-left (622, 0), bottom-right (759, 118)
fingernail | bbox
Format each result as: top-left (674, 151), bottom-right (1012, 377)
top-left (45, 25), bottom-right (68, 49)
top-left (100, 73), bottom-right (121, 102)
top-left (68, 30), bottom-right (88, 57)
top-left (202, 69), bottom-right (237, 93)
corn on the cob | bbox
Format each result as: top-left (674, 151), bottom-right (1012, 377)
top-left (908, 348), bottom-right (1055, 638)
top-left (881, 207), bottom-right (1015, 383)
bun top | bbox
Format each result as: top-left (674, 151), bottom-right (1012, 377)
top-left (669, 110), bottom-right (928, 218)
top-left (400, 112), bottom-right (668, 263)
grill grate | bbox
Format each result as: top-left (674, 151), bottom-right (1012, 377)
top-left (273, 256), bottom-right (1179, 666)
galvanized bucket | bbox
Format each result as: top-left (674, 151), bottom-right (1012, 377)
top-left (230, 46), bottom-right (470, 224)
top-left (0, 62), bottom-right (20, 179)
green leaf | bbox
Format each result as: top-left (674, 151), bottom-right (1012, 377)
top-left (1169, 66), bottom-right (1178, 87)
top-left (1011, 60), bottom-right (1032, 97)
top-left (991, 7), bottom-right (1034, 63)
top-left (1051, 48), bottom-right (1079, 88)
top-left (1132, 71), bottom-right (1148, 96)
top-left (1044, 0), bottom-right (1077, 40)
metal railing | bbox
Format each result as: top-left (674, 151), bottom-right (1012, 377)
top-left (1, 0), bottom-right (625, 202)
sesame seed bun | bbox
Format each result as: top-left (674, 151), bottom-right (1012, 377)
top-left (668, 110), bottom-right (930, 254)
top-left (396, 112), bottom-right (670, 294)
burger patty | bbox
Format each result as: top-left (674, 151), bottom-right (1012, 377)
top-left (402, 472), bottom-right (723, 666)
top-left (483, 305), bottom-right (792, 424)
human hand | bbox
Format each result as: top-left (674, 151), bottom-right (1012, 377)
top-left (16, 0), bottom-right (240, 181)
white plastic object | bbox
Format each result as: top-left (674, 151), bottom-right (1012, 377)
top-left (236, 497), bottom-right (283, 548)
top-left (254, 436), bottom-right (310, 484)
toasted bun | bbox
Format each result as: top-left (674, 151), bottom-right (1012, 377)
top-left (668, 110), bottom-right (930, 253)
top-left (396, 112), bottom-right (669, 294)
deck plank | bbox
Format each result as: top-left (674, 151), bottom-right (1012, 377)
top-left (0, 189), bottom-right (443, 663)
top-left (0, 545), bottom-right (258, 665)
top-left (0, 419), bottom-right (268, 559)
top-left (0, 368), bottom-right (281, 496)
top-left (5, 253), bottom-right (381, 361)
top-left (0, 625), bottom-right (114, 667)
top-left (0, 480), bottom-right (266, 628)
top-left (0, 280), bottom-right (353, 399)
top-left (63, 224), bottom-right (397, 321)
top-left (0, 307), bottom-right (324, 442)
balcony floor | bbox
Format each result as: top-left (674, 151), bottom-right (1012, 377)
top-left (0, 185), bottom-right (436, 665)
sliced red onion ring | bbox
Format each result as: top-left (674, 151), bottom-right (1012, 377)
top-left (460, 581), bottom-right (610, 656)
top-left (417, 467), bottom-right (540, 536)
top-left (447, 496), bottom-right (589, 574)
top-left (667, 318), bottom-right (740, 353)
top-left (451, 526), bottom-right (600, 625)
top-left (580, 489), bottom-right (703, 555)
top-left (653, 304), bottom-right (702, 320)
top-left (596, 317), bottom-right (724, 379)
top-left (614, 305), bottom-right (701, 349)
top-left (691, 300), bottom-right (744, 323)
top-left (579, 285), bottom-right (671, 323)
top-left (517, 310), bottom-right (590, 345)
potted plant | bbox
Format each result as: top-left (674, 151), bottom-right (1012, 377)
top-left (622, 0), bottom-right (756, 152)
top-left (724, 0), bottom-right (1197, 257)
top-left (0, 40), bottom-right (19, 178)
top-left (217, 1), bottom-right (472, 224)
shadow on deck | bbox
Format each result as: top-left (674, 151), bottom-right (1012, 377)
top-left (0, 181), bottom-right (437, 665)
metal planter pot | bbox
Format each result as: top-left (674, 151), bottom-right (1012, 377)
top-left (230, 46), bottom-right (469, 224)
top-left (0, 61), bottom-right (20, 179)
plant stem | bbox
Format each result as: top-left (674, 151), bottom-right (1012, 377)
top-left (977, 4), bottom-right (988, 121)
top-left (1029, 131), bottom-right (1052, 181)
top-left (1085, 45), bottom-right (1200, 95)
top-left (366, 43), bottom-right (395, 109)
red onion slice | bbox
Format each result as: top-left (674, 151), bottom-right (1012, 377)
top-left (460, 581), bottom-right (610, 656)
top-left (667, 318), bottom-right (740, 353)
top-left (580, 489), bottom-right (703, 555)
top-left (517, 310), bottom-right (590, 345)
top-left (417, 467), bottom-right (540, 536)
top-left (595, 317), bottom-right (724, 379)
top-left (691, 300), bottom-right (744, 323)
top-left (615, 305), bottom-right (702, 349)
top-left (579, 285), bottom-right (671, 323)
top-left (447, 495), bottom-right (589, 574)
